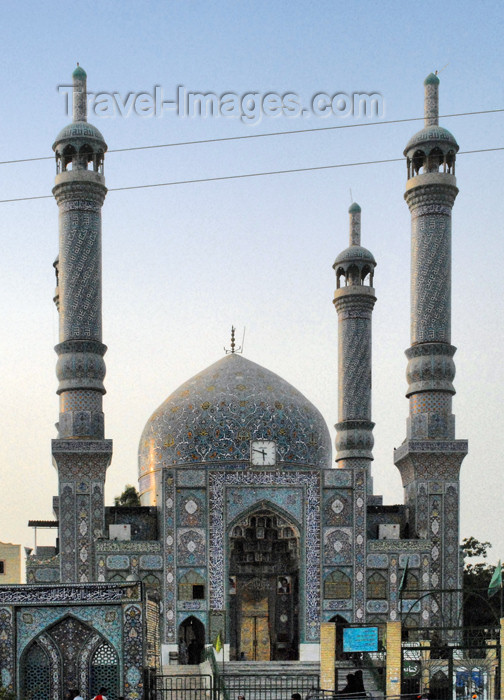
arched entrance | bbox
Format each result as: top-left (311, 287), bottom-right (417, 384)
top-left (20, 615), bottom-right (119, 700)
top-left (228, 506), bottom-right (300, 661)
top-left (178, 616), bottom-right (205, 665)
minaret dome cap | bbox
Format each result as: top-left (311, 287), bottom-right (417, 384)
top-left (72, 64), bottom-right (87, 79)
top-left (424, 72), bottom-right (440, 86)
top-left (404, 125), bottom-right (458, 157)
top-left (333, 245), bottom-right (376, 268)
top-left (348, 202), bottom-right (361, 214)
top-left (52, 121), bottom-right (107, 152)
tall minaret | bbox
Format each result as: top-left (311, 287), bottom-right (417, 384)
top-left (333, 203), bottom-right (376, 486)
top-left (333, 204), bottom-right (376, 622)
top-left (51, 66), bottom-right (112, 583)
top-left (394, 74), bottom-right (467, 624)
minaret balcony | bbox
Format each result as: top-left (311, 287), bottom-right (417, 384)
top-left (54, 168), bottom-right (106, 188)
top-left (405, 171), bottom-right (457, 193)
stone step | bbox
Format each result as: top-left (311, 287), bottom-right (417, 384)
top-left (219, 660), bottom-right (320, 676)
top-left (161, 663), bottom-right (202, 675)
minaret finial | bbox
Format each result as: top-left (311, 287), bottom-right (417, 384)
top-left (231, 326), bottom-right (235, 354)
top-left (348, 202), bottom-right (361, 246)
top-left (424, 72), bottom-right (440, 128)
top-left (72, 63), bottom-right (88, 123)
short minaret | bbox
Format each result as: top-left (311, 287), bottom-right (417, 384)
top-left (333, 203), bottom-right (376, 487)
top-left (51, 66), bottom-right (112, 583)
top-left (394, 74), bottom-right (467, 625)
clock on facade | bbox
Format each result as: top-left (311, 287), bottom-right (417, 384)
top-left (250, 440), bottom-right (276, 466)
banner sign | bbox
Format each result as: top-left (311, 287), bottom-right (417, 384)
top-left (343, 626), bottom-right (378, 652)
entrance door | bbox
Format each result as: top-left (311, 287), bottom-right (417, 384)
top-left (240, 589), bottom-right (271, 661)
top-left (240, 614), bottom-right (271, 661)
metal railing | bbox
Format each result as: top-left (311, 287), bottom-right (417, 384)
top-left (151, 673), bottom-right (214, 700)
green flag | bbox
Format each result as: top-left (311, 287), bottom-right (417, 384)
top-left (488, 560), bottom-right (502, 598)
top-left (399, 556), bottom-right (410, 593)
top-left (214, 631), bottom-right (222, 653)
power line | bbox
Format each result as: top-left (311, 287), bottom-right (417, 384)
top-left (0, 109), bottom-right (502, 166)
top-left (0, 147), bottom-right (502, 204)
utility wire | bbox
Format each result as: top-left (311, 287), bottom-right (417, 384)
top-left (0, 147), bottom-right (502, 204)
top-left (0, 109), bottom-right (502, 166)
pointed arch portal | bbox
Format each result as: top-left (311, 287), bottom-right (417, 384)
top-left (20, 615), bottom-right (119, 700)
top-left (228, 505), bottom-right (300, 661)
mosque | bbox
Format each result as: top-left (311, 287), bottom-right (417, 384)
top-left (0, 67), bottom-right (467, 699)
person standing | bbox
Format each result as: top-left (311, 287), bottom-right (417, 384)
top-left (91, 687), bottom-right (108, 700)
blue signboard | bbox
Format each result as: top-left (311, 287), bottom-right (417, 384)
top-left (343, 627), bottom-right (379, 652)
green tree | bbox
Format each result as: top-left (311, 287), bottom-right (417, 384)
top-left (462, 536), bottom-right (500, 626)
top-left (114, 484), bottom-right (141, 507)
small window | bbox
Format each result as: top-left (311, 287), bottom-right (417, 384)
top-left (368, 572), bottom-right (387, 599)
top-left (193, 585), bottom-right (205, 600)
top-left (324, 570), bottom-right (351, 599)
top-left (0, 561), bottom-right (5, 575)
top-left (178, 570), bottom-right (205, 601)
top-left (402, 572), bottom-right (419, 599)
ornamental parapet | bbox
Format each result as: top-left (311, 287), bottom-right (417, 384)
top-left (333, 285), bottom-right (376, 315)
top-left (335, 419), bottom-right (374, 461)
top-left (404, 179), bottom-right (458, 213)
top-left (394, 439), bottom-right (468, 461)
top-left (405, 342), bottom-right (456, 396)
top-left (55, 340), bottom-right (107, 394)
top-left (52, 172), bottom-right (106, 206)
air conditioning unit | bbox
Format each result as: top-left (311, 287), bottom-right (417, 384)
top-left (109, 524), bottom-right (131, 541)
top-left (378, 524), bottom-right (400, 540)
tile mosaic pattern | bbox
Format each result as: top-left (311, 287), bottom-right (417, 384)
top-left (53, 442), bottom-right (112, 583)
top-left (353, 470), bottom-right (367, 621)
top-left (0, 607), bottom-right (14, 691)
top-left (323, 490), bottom-right (353, 527)
top-left (123, 604), bottom-right (144, 699)
top-left (57, 199), bottom-right (103, 342)
top-left (176, 490), bottom-right (206, 528)
top-left (334, 300), bottom-right (375, 421)
top-left (226, 486), bottom-right (303, 526)
top-left (406, 189), bottom-right (457, 345)
top-left (163, 471), bottom-right (176, 643)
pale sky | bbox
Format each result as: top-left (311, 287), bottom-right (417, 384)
top-left (1, 0), bottom-right (503, 565)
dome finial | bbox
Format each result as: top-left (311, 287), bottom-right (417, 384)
top-left (225, 326), bottom-right (244, 355)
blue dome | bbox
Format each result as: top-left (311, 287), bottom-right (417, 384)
top-left (138, 353), bottom-right (332, 479)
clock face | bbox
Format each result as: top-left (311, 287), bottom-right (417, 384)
top-left (251, 440), bottom-right (276, 466)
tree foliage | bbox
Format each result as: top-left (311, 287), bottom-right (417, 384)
top-left (462, 536), bottom-right (500, 626)
top-left (114, 484), bottom-right (141, 507)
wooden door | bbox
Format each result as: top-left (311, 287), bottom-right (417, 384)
top-left (240, 615), bottom-right (270, 661)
